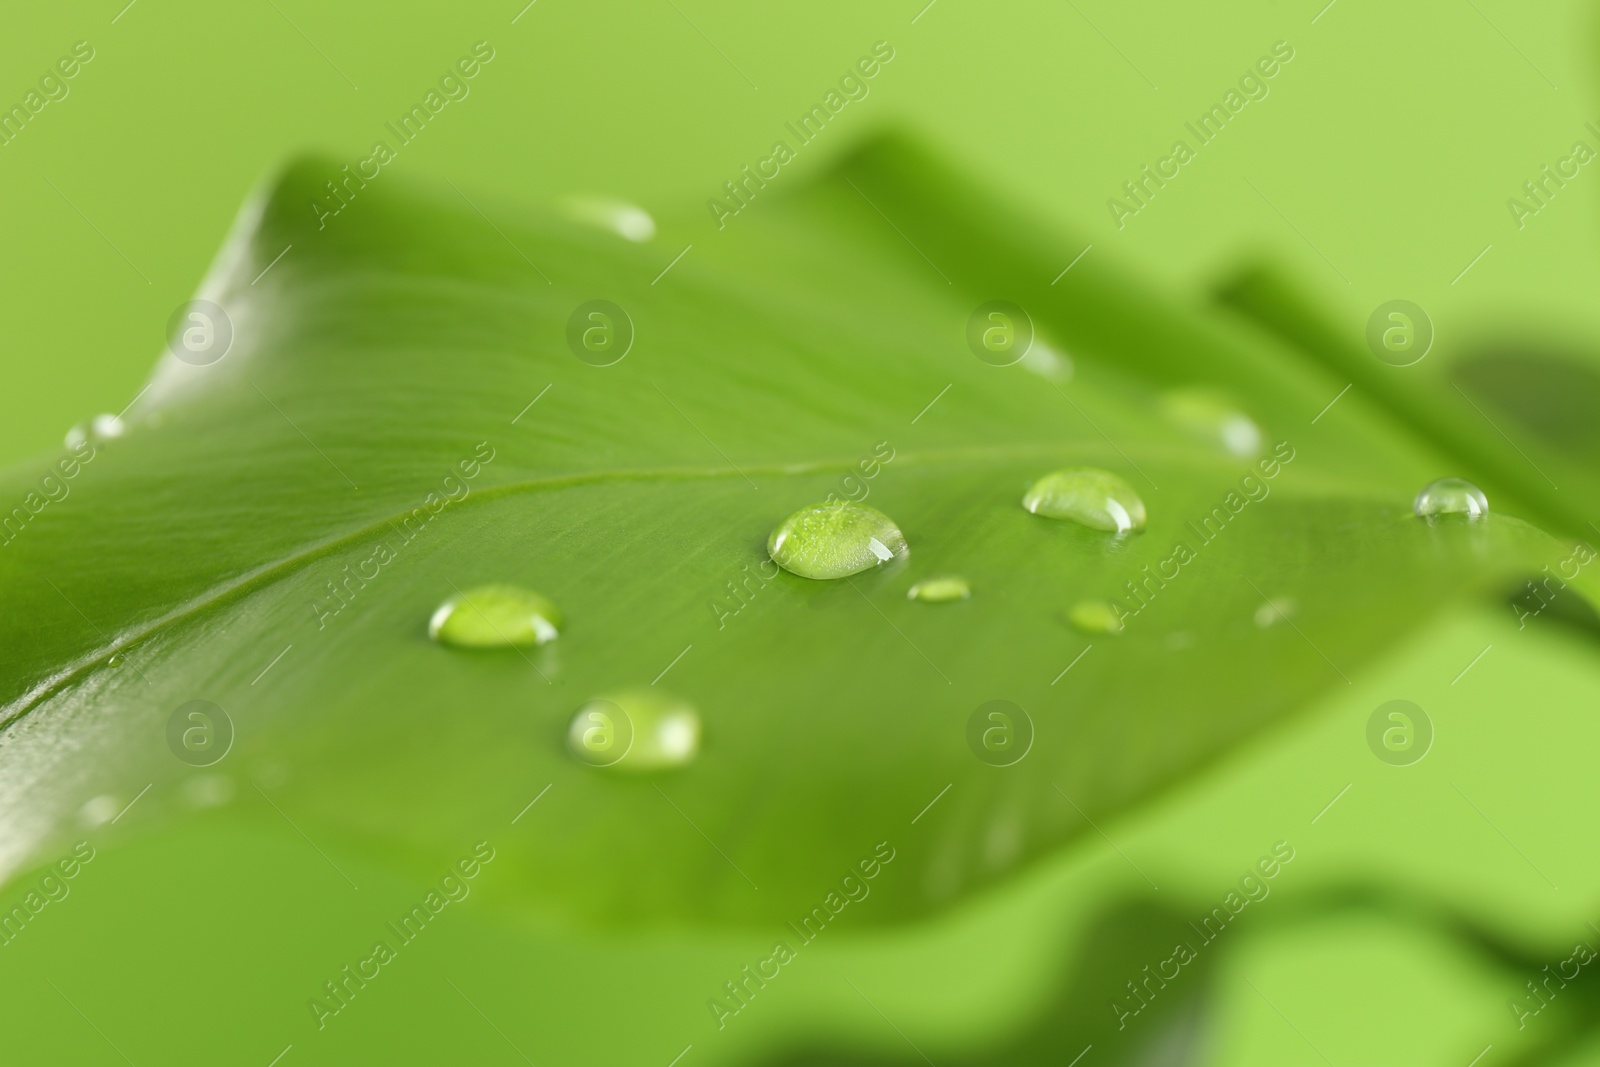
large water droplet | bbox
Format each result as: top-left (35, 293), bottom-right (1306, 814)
top-left (1022, 469), bottom-right (1147, 533)
top-left (768, 502), bottom-right (908, 580)
top-left (564, 196), bottom-right (656, 242)
top-left (907, 575), bottom-right (970, 603)
top-left (64, 414), bottom-right (125, 450)
top-left (1159, 388), bottom-right (1262, 458)
top-left (428, 584), bottom-right (563, 647)
top-left (1068, 599), bottom-right (1125, 634)
top-left (568, 689), bottom-right (700, 771)
top-left (1413, 478), bottom-right (1488, 521)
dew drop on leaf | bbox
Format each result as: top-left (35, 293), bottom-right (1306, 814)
top-left (1068, 599), bottom-right (1125, 634)
top-left (568, 689), bottom-right (700, 771)
top-left (563, 196), bottom-right (656, 242)
top-left (767, 502), bottom-right (909, 580)
top-left (1413, 478), bottom-right (1488, 521)
top-left (183, 773), bottom-right (236, 809)
top-left (1022, 468), bottom-right (1147, 533)
top-left (907, 575), bottom-right (971, 602)
top-left (1019, 339), bottom-right (1073, 382)
top-left (64, 413), bottom-right (126, 450)
top-left (428, 584), bottom-right (563, 648)
top-left (1158, 388), bottom-right (1262, 458)
top-left (79, 794), bottom-right (120, 828)
top-left (1253, 596), bottom-right (1297, 628)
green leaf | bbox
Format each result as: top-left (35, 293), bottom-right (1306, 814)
top-left (0, 134), bottom-right (1590, 929)
top-left (1211, 261), bottom-right (1599, 541)
top-left (760, 897), bottom-right (1217, 1067)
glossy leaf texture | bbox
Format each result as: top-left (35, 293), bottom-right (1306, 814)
top-left (0, 133), bottom-right (1591, 929)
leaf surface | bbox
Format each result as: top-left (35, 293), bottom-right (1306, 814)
top-left (0, 134), bottom-right (1588, 927)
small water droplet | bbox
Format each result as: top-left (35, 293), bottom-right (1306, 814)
top-left (107, 653), bottom-right (124, 667)
top-left (1019, 340), bottom-right (1073, 382)
top-left (183, 773), bottom-right (236, 808)
top-left (429, 584), bottom-right (563, 648)
top-left (1254, 596), bottom-right (1297, 628)
top-left (1414, 478), bottom-right (1488, 521)
top-left (79, 794), bottom-right (120, 828)
top-left (564, 196), bottom-right (656, 242)
top-left (982, 809), bottom-right (1024, 869)
top-left (254, 761), bottom-right (292, 789)
top-left (908, 575), bottom-right (971, 603)
top-left (1068, 599), bottom-right (1125, 634)
top-left (1159, 388), bottom-right (1262, 458)
top-left (568, 689), bottom-right (700, 771)
top-left (768, 502), bottom-right (908, 580)
top-left (65, 413), bottom-right (126, 450)
top-left (1023, 469), bottom-right (1147, 533)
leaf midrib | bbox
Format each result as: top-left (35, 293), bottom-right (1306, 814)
top-left (0, 440), bottom-right (1382, 730)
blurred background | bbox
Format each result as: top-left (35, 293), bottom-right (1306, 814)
top-left (2, 0), bottom-right (1599, 1063)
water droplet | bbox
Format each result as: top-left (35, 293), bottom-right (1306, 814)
top-left (254, 761), bottom-right (292, 789)
top-left (564, 196), bottom-right (656, 242)
top-left (1254, 596), bottom-right (1297, 628)
top-left (1022, 469), bottom-right (1147, 533)
top-left (768, 502), bottom-right (908, 580)
top-left (429, 584), bottom-right (563, 648)
top-left (982, 809), bottom-right (1024, 869)
top-left (107, 653), bottom-right (124, 667)
top-left (183, 773), bottom-right (236, 808)
top-left (1414, 478), bottom-right (1488, 521)
top-left (64, 413), bottom-right (125, 450)
top-left (79, 794), bottom-right (120, 828)
top-left (908, 575), bottom-right (971, 603)
top-left (1068, 599), bottom-right (1125, 634)
top-left (1159, 388), bottom-right (1262, 458)
top-left (1019, 340), bottom-right (1073, 382)
top-left (568, 689), bottom-right (700, 771)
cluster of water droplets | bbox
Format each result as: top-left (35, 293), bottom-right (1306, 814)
top-left (64, 414), bottom-right (125, 450)
top-left (426, 583), bottom-right (704, 771)
top-left (420, 385), bottom-right (1492, 768)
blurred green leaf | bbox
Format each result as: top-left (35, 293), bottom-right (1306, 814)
top-left (1211, 262), bottom-right (1599, 542)
top-left (762, 897), bottom-right (1217, 1067)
